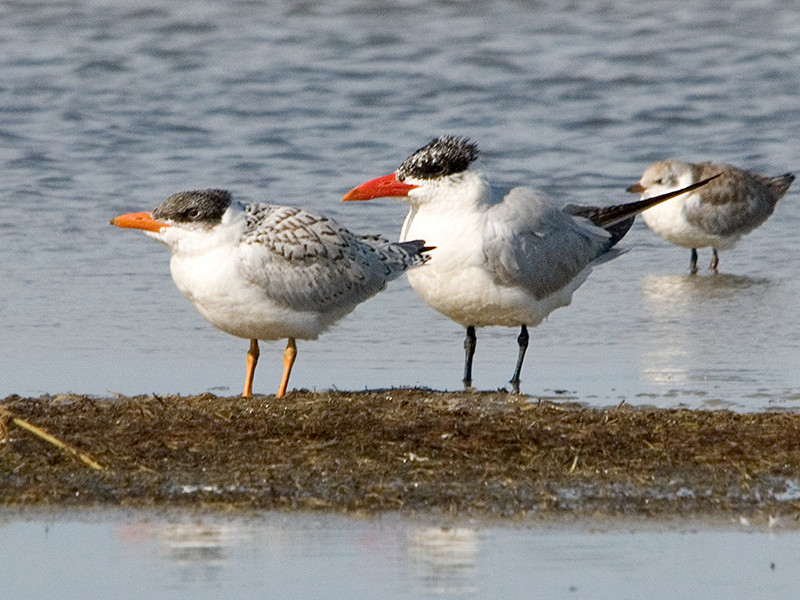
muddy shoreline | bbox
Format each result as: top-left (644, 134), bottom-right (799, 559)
top-left (2, 390), bottom-right (800, 520)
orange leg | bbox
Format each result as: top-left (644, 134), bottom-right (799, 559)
top-left (276, 338), bottom-right (297, 398)
top-left (243, 339), bottom-right (259, 397)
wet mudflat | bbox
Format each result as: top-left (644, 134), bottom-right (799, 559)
top-left (2, 390), bottom-right (800, 520)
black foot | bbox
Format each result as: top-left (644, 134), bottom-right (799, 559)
top-left (462, 326), bottom-right (476, 388)
top-left (509, 325), bottom-right (529, 393)
top-left (710, 248), bottom-right (719, 271)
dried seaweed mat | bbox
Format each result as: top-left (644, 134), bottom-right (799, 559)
top-left (2, 390), bottom-right (800, 519)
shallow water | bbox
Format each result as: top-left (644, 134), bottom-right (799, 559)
top-left (2, 511), bottom-right (799, 600)
top-left (1, 0), bottom-right (800, 408)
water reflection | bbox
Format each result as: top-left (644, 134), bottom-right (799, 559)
top-left (117, 521), bottom-right (247, 587)
top-left (640, 273), bottom-right (772, 311)
top-left (114, 519), bottom-right (481, 596)
top-left (159, 522), bottom-right (241, 567)
top-left (637, 273), bottom-right (777, 401)
top-left (8, 513), bottom-right (800, 599)
top-left (406, 527), bottom-right (478, 596)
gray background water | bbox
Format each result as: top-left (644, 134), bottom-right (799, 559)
top-left (2, 0), bottom-right (799, 408)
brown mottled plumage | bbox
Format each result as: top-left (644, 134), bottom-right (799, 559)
top-left (628, 160), bottom-right (794, 272)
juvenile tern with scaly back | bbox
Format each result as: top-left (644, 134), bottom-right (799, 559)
top-left (111, 189), bottom-right (431, 397)
top-left (342, 136), bottom-right (718, 392)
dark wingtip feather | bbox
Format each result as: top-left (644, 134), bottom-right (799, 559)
top-left (398, 239), bottom-right (435, 264)
top-left (769, 173), bottom-right (795, 197)
top-left (564, 173), bottom-right (722, 247)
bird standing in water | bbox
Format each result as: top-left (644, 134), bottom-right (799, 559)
top-left (343, 136), bottom-right (718, 392)
top-left (628, 160), bottom-right (793, 273)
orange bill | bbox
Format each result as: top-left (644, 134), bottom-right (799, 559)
top-left (110, 212), bottom-right (170, 232)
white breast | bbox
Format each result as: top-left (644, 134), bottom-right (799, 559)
top-left (164, 214), bottom-right (343, 341)
top-left (641, 195), bottom-right (736, 250)
top-left (401, 201), bottom-right (589, 328)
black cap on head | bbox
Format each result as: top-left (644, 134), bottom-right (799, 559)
top-left (396, 136), bottom-right (479, 182)
top-left (152, 189), bottom-right (232, 224)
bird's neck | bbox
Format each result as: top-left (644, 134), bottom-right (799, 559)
top-left (400, 173), bottom-right (490, 243)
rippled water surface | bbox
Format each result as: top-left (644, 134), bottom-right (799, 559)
top-left (2, 0), bottom-right (800, 407)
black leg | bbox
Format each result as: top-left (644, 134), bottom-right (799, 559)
top-left (510, 325), bottom-right (529, 393)
top-left (710, 248), bottom-right (719, 271)
top-left (690, 248), bottom-right (698, 274)
top-left (463, 326), bottom-right (476, 389)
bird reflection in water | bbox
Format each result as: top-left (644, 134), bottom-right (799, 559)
top-left (406, 527), bottom-right (478, 596)
top-left (638, 273), bottom-right (773, 393)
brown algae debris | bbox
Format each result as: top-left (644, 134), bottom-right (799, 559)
top-left (1, 390), bottom-right (800, 518)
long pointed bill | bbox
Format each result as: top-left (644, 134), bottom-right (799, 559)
top-left (341, 173), bottom-right (419, 201)
top-left (626, 183), bottom-right (646, 194)
top-left (110, 211), bottom-right (170, 232)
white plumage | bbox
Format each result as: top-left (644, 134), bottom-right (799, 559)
top-left (395, 171), bottom-right (609, 329)
top-left (112, 189), bottom-right (429, 397)
top-left (344, 136), bottom-right (716, 392)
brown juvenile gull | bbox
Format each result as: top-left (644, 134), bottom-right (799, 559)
top-left (627, 160), bottom-right (794, 272)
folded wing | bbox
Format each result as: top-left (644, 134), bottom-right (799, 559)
top-left (238, 204), bottom-right (419, 312)
top-left (483, 187), bottom-right (613, 300)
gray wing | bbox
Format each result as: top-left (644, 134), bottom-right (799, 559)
top-left (683, 163), bottom-right (784, 236)
top-left (484, 187), bottom-right (613, 300)
top-left (238, 204), bottom-right (414, 312)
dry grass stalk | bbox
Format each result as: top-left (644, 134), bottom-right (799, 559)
top-left (0, 404), bottom-right (104, 471)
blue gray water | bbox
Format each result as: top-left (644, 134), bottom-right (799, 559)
top-left (3, 511), bottom-right (800, 600)
top-left (2, 0), bottom-right (800, 408)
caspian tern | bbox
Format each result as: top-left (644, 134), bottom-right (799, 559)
top-left (111, 189), bottom-right (430, 397)
top-left (342, 136), bottom-right (718, 392)
top-left (628, 160), bottom-right (794, 272)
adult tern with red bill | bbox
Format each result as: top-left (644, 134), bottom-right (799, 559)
top-left (343, 136), bottom-right (718, 392)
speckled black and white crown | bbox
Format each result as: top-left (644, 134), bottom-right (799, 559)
top-left (152, 189), bottom-right (232, 224)
top-left (396, 136), bottom-right (479, 182)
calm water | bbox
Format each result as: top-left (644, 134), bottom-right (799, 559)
top-left (2, 511), bottom-right (800, 600)
top-left (1, 1), bottom-right (800, 407)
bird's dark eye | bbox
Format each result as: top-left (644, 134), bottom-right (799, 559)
top-left (184, 208), bottom-right (200, 220)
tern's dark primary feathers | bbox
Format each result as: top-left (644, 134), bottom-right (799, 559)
top-left (564, 173), bottom-right (723, 246)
